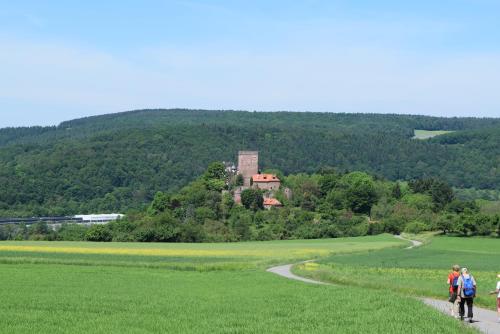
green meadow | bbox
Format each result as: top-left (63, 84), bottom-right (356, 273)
top-left (0, 234), bottom-right (478, 333)
top-left (413, 129), bottom-right (455, 139)
top-left (295, 236), bottom-right (500, 310)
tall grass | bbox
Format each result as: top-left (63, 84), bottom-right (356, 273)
top-left (0, 264), bottom-right (476, 334)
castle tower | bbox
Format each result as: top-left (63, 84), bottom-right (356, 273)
top-left (238, 151), bottom-right (258, 186)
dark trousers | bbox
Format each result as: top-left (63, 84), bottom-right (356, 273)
top-left (459, 297), bottom-right (473, 318)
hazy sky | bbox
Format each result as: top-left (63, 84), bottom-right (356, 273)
top-left (1, 0), bottom-right (500, 127)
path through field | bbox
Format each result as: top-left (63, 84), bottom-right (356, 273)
top-left (266, 236), bottom-right (500, 334)
top-left (266, 263), bottom-right (330, 285)
top-left (394, 234), bottom-right (423, 248)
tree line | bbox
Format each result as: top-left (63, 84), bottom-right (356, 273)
top-left (1, 162), bottom-right (498, 242)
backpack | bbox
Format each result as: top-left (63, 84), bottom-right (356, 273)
top-left (452, 275), bottom-right (459, 288)
top-left (462, 275), bottom-right (475, 297)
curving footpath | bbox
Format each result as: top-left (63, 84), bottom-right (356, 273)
top-left (267, 263), bottom-right (330, 285)
top-left (266, 235), bottom-right (500, 334)
top-left (394, 234), bottom-right (423, 249)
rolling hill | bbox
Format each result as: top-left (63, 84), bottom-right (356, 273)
top-left (1, 109), bottom-right (499, 216)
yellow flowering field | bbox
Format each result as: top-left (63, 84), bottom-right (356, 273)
top-left (0, 244), bottom-right (333, 257)
top-left (0, 234), bottom-right (405, 269)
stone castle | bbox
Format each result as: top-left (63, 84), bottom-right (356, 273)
top-left (231, 151), bottom-right (290, 209)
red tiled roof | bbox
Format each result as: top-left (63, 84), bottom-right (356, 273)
top-left (252, 174), bottom-right (280, 183)
top-left (263, 198), bottom-right (282, 206)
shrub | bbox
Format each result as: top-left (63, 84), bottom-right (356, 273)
top-left (203, 219), bottom-right (234, 242)
top-left (404, 221), bottom-right (429, 234)
top-left (340, 172), bottom-right (378, 214)
top-left (133, 226), bottom-right (156, 242)
top-left (402, 193), bottom-right (433, 211)
top-left (367, 222), bottom-right (384, 235)
top-left (179, 220), bottom-right (206, 242)
top-left (57, 224), bottom-right (88, 241)
top-left (382, 217), bottom-right (404, 234)
top-left (241, 188), bottom-right (264, 211)
top-left (85, 224), bottom-right (112, 242)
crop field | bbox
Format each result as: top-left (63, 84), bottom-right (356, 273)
top-left (413, 129), bottom-right (454, 139)
top-left (294, 236), bottom-right (500, 310)
top-left (0, 235), bottom-right (402, 270)
top-left (0, 234), bottom-right (477, 334)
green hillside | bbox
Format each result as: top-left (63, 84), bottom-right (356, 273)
top-left (1, 109), bottom-right (499, 216)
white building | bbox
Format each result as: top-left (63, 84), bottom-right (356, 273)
top-left (73, 214), bottom-right (125, 224)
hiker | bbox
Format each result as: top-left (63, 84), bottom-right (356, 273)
top-left (447, 264), bottom-right (461, 317)
top-left (489, 274), bottom-right (500, 323)
top-left (456, 267), bottom-right (477, 323)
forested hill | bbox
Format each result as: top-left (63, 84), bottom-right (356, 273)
top-left (1, 109), bottom-right (499, 216)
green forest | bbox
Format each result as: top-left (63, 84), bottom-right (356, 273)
top-left (1, 109), bottom-right (500, 217)
top-left (1, 162), bottom-right (498, 242)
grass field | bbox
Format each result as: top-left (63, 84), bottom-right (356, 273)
top-left (0, 234), bottom-right (477, 333)
top-left (294, 236), bottom-right (500, 310)
top-left (413, 129), bottom-right (454, 139)
top-left (0, 235), bottom-right (403, 270)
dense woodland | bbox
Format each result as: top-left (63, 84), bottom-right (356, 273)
top-left (1, 162), bottom-right (498, 242)
top-left (1, 109), bottom-right (500, 217)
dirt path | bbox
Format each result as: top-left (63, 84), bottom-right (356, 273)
top-left (422, 298), bottom-right (499, 333)
top-left (394, 234), bottom-right (423, 249)
top-left (266, 236), bottom-right (500, 334)
top-left (266, 264), bottom-right (330, 285)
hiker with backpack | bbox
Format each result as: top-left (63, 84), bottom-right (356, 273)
top-left (447, 264), bottom-right (461, 318)
top-left (488, 274), bottom-right (500, 323)
top-left (456, 267), bottom-right (477, 323)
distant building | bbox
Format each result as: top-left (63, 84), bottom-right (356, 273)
top-left (73, 214), bottom-right (125, 224)
top-left (0, 214), bottom-right (125, 229)
top-left (237, 151), bottom-right (258, 186)
top-left (263, 198), bottom-right (282, 209)
top-left (252, 174), bottom-right (281, 191)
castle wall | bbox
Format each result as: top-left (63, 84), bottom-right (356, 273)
top-left (253, 181), bottom-right (280, 191)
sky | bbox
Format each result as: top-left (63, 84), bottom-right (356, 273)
top-left (1, 0), bottom-right (500, 127)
